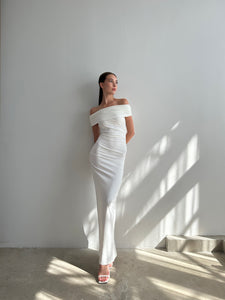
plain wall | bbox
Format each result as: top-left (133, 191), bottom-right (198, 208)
top-left (1, 0), bottom-right (225, 248)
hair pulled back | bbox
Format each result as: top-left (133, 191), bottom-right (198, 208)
top-left (98, 72), bottom-right (117, 105)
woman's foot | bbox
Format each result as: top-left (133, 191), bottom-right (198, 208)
top-left (109, 262), bottom-right (114, 268)
top-left (98, 264), bottom-right (110, 284)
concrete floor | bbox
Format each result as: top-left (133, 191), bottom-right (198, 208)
top-left (0, 248), bottom-right (225, 300)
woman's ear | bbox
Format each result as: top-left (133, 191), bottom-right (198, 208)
top-left (99, 82), bottom-right (103, 89)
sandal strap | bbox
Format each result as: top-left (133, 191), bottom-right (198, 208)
top-left (98, 275), bottom-right (110, 277)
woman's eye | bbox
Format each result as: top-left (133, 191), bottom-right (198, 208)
top-left (109, 79), bottom-right (118, 84)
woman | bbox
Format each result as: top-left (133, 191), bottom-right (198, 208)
top-left (89, 72), bottom-right (135, 283)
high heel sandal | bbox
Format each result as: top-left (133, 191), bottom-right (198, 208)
top-left (98, 273), bottom-right (110, 284)
top-left (98, 265), bottom-right (111, 284)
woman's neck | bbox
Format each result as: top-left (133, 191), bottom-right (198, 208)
top-left (100, 96), bottom-right (115, 106)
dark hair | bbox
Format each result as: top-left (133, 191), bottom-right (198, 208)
top-left (98, 72), bottom-right (117, 105)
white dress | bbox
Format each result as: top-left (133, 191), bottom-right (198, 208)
top-left (89, 104), bottom-right (132, 265)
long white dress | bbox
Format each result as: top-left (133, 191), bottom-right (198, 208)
top-left (89, 104), bottom-right (132, 265)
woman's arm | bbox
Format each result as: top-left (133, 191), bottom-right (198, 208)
top-left (90, 108), bottom-right (100, 143)
top-left (125, 116), bottom-right (135, 144)
top-left (121, 98), bottom-right (135, 144)
top-left (91, 123), bottom-right (100, 143)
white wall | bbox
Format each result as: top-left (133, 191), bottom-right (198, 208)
top-left (1, 0), bottom-right (225, 248)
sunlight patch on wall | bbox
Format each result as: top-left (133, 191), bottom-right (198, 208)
top-left (120, 121), bottom-right (181, 199)
top-left (120, 134), bottom-right (172, 198)
top-left (171, 121), bottom-right (180, 131)
top-left (167, 134), bottom-right (199, 191)
top-left (160, 183), bottom-right (199, 236)
top-left (124, 135), bottom-right (199, 238)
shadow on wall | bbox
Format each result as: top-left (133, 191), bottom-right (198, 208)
top-left (116, 118), bottom-right (200, 248)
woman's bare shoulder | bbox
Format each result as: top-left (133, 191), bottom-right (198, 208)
top-left (118, 98), bottom-right (129, 105)
top-left (89, 106), bottom-right (99, 115)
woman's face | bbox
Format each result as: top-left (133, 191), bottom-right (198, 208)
top-left (100, 74), bottom-right (118, 94)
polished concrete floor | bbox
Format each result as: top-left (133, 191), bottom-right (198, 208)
top-left (0, 248), bottom-right (225, 300)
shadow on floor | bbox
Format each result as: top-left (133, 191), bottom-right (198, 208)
top-left (0, 248), bottom-right (225, 300)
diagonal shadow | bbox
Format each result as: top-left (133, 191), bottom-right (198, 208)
top-left (117, 162), bottom-right (199, 246)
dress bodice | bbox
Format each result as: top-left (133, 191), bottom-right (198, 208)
top-left (89, 104), bottom-right (132, 126)
top-left (89, 104), bottom-right (132, 154)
